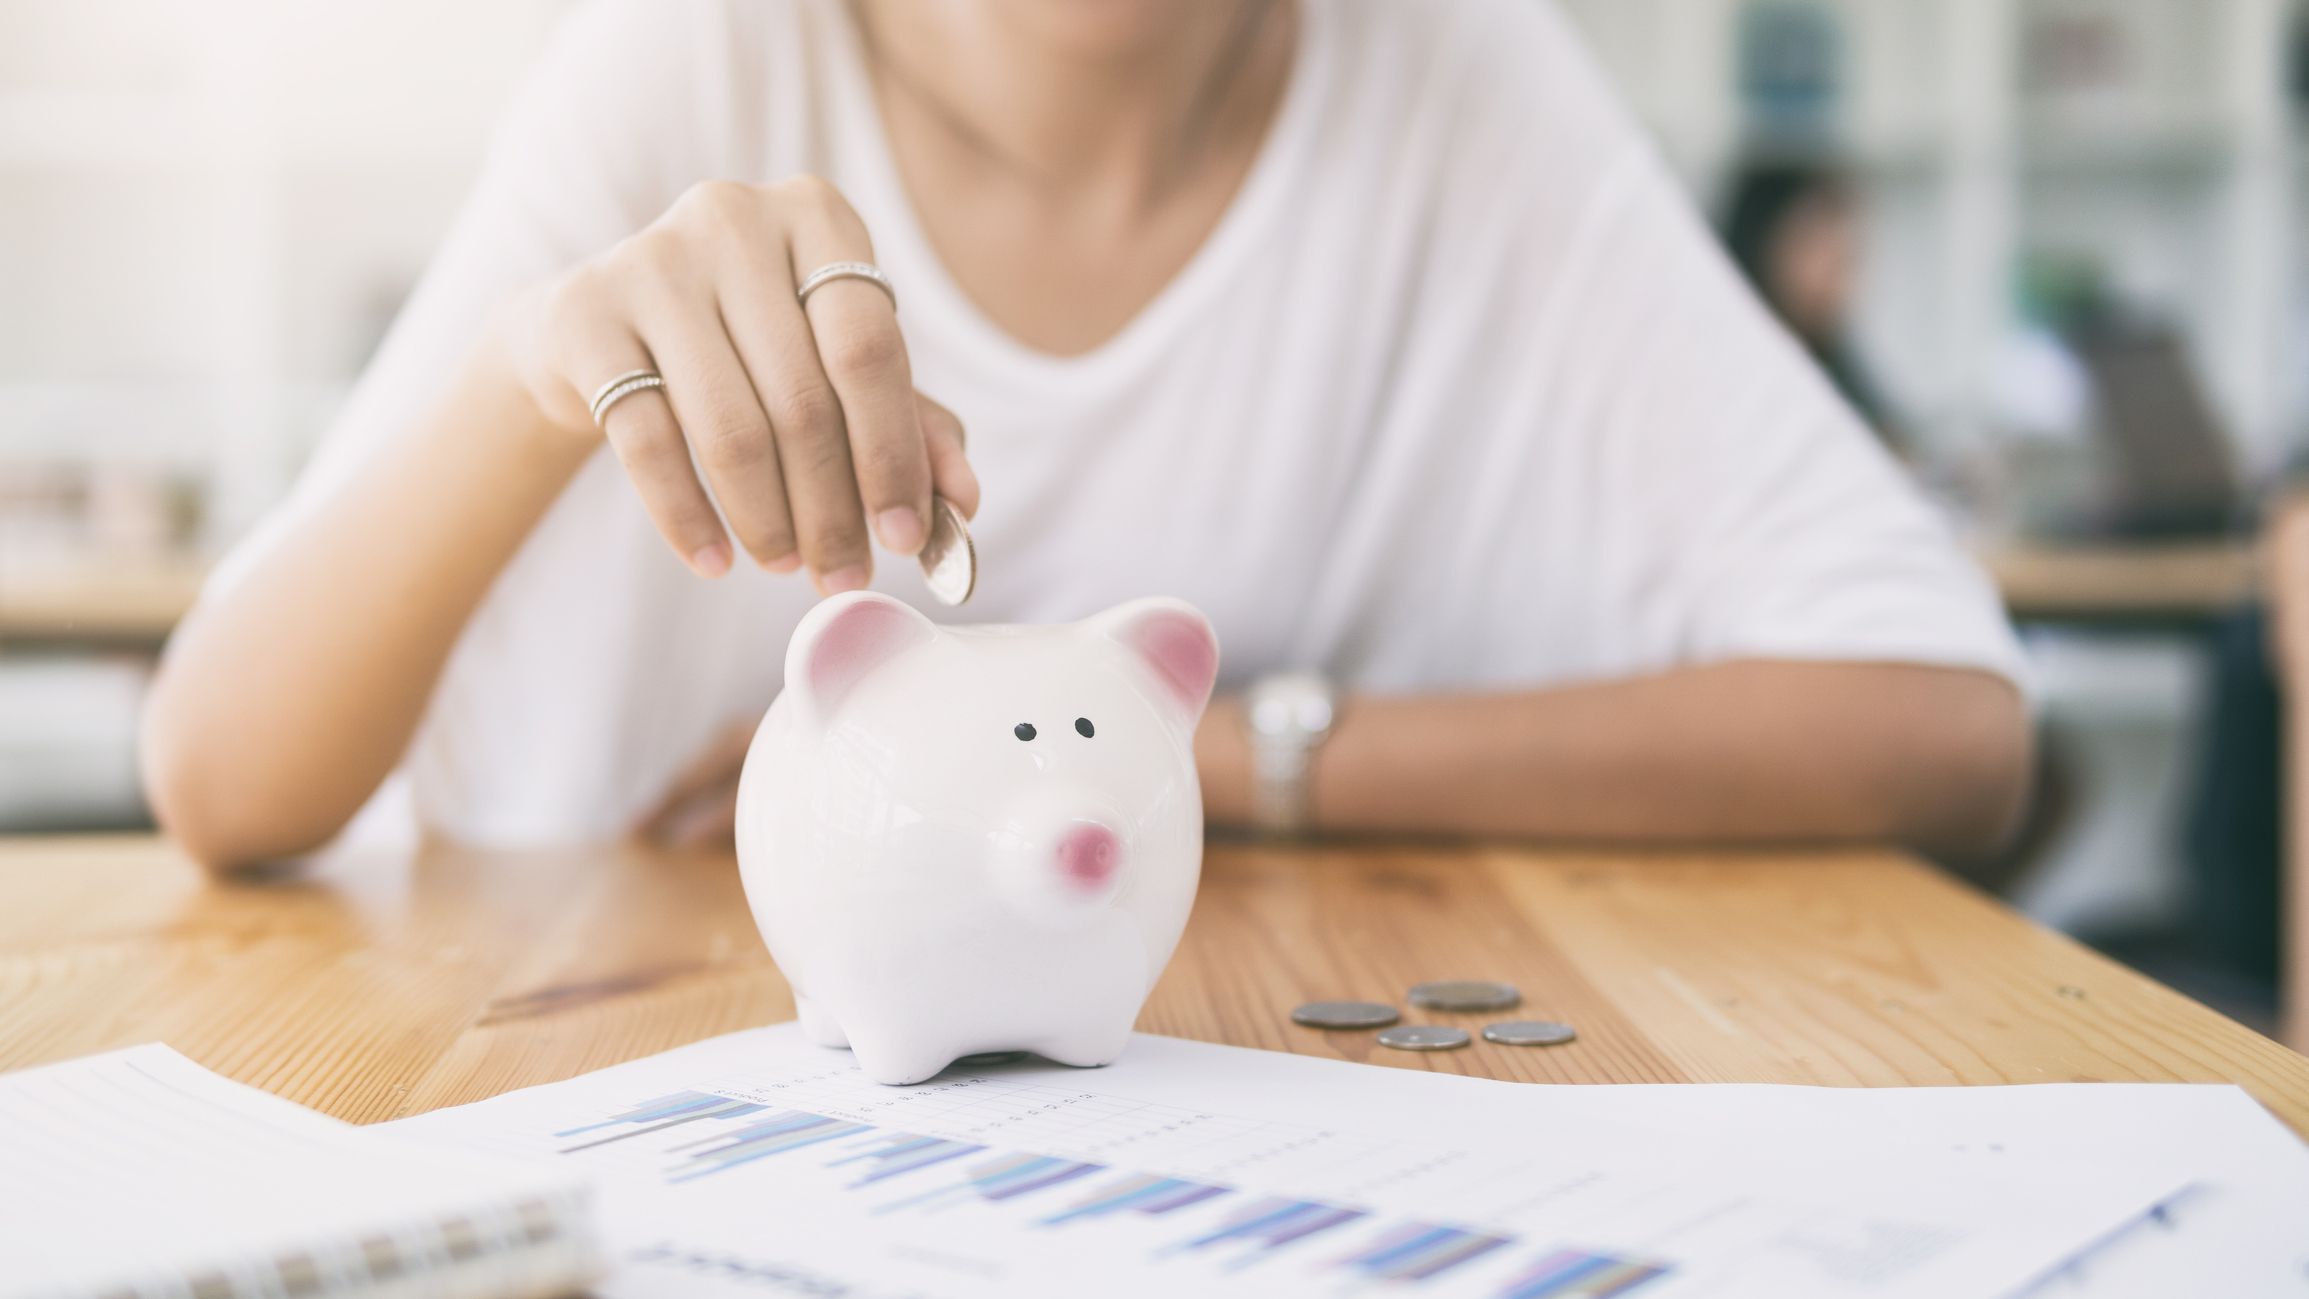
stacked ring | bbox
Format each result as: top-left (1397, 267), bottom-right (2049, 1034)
top-left (796, 261), bottom-right (896, 310)
top-left (588, 369), bottom-right (666, 428)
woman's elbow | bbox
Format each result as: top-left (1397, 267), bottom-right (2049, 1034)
top-left (1891, 669), bottom-right (2035, 867)
top-left (139, 685), bottom-right (340, 875)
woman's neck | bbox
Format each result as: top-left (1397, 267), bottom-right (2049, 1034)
top-left (849, 0), bottom-right (1296, 356)
top-left (853, 0), bottom-right (1289, 203)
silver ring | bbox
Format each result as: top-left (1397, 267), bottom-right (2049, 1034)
top-left (588, 369), bottom-right (665, 428)
top-left (796, 261), bottom-right (896, 310)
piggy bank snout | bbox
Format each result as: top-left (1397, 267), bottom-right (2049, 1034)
top-left (1054, 821), bottom-right (1123, 890)
top-left (992, 791), bottom-right (1134, 921)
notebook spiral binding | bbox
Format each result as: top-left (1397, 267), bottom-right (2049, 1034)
top-left (108, 1188), bottom-right (601, 1299)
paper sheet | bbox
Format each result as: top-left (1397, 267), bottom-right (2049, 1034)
top-left (386, 1025), bottom-right (2304, 1298)
top-left (0, 1045), bottom-right (601, 1299)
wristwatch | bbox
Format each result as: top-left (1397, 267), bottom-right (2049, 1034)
top-left (1243, 672), bottom-right (1337, 837)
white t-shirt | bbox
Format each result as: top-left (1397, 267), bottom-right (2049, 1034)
top-left (223, 0), bottom-right (2026, 845)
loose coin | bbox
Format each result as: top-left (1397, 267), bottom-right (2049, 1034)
top-left (1375, 1025), bottom-right (1472, 1052)
top-left (1290, 1001), bottom-right (1401, 1030)
top-left (918, 495), bottom-right (977, 605)
top-left (1408, 980), bottom-right (1522, 1013)
top-left (1482, 1020), bottom-right (1577, 1047)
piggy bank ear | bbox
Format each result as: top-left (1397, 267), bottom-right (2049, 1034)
top-left (1086, 598), bottom-right (1220, 724)
top-left (785, 592), bottom-right (938, 718)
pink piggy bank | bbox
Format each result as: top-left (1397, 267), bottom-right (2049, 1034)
top-left (735, 591), bottom-right (1220, 1085)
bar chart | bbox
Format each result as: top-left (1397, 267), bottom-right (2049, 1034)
top-left (1337, 1223), bottom-right (1516, 1283)
top-left (1173, 1194), bottom-right (1370, 1263)
top-left (390, 1026), bottom-right (2190, 1299)
top-left (1039, 1171), bottom-right (1230, 1226)
top-left (544, 1085), bottom-right (1674, 1295)
top-left (1494, 1250), bottom-right (1675, 1299)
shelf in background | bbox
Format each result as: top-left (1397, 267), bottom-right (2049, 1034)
top-left (0, 555), bottom-right (209, 649)
top-left (0, 541), bottom-right (2266, 652)
top-left (1981, 537), bottom-right (2261, 623)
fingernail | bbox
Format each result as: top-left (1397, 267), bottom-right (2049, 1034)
top-left (689, 541), bottom-right (732, 578)
top-left (816, 565), bottom-right (868, 596)
top-left (759, 551), bottom-right (803, 574)
top-left (876, 506), bottom-right (925, 554)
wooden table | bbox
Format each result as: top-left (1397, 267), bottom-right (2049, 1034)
top-left (4, 835), bottom-right (2308, 1139)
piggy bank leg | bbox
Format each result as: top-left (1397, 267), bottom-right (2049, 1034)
top-left (1033, 1022), bottom-right (1134, 1070)
top-left (794, 994), bottom-right (848, 1049)
top-left (845, 1030), bottom-right (962, 1087)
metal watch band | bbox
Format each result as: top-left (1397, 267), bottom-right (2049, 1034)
top-left (1251, 742), bottom-right (1314, 836)
top-left (1243, 672), bottom-right (1336, 838)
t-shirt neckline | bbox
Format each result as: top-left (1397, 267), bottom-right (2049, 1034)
top-left (818, 0), bottom-right (1330, 391)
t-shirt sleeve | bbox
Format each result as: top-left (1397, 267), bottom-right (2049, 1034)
top-left (1544, 143), bottom-right (2030, 694)
top-left (208, 0), bottom-right (725, 591)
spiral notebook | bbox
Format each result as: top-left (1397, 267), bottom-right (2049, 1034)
top-left (0, 1045), bottom-right (604, 1299)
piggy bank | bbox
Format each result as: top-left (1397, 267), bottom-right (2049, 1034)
top-left (735, 591), bottom-right (1220, 1085)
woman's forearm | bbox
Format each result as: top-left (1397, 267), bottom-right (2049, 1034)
top-left (1197, 661), bottom-right (2032, 863)
top-left (142, 335), bottom-right (595, 869)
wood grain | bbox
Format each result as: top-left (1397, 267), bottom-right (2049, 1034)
top-left (3, 834), bottom-right (2306, 1139)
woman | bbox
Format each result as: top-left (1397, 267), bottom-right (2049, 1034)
top-left (143, 0), bottom-right (2031, 868)
top-left (1721, 159), bottom-right (1896, 445)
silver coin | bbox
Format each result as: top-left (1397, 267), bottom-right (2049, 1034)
top-left (1408, 980), bottom-right (1522, 1013)
top-left (1375, 1025), bottom-right (1471, 1052)
top-left (1290, 1001), bottom-right (1401, 1030)
top-left (917, 495), bottom-right (976, 605)
top-left (1481, 1020), bottom-right (1577, 1047)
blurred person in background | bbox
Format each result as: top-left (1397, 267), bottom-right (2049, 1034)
top-left (1721, 159), bottom-right (1900, 452)
top-left (140, 0), bottom-right (2030, 871)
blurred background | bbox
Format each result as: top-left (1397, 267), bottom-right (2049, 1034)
top-left (1, 1), bottom-right (2304, 1027)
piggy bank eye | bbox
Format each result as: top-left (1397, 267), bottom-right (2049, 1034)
top-left (1014, 722), bottom-right (1037, 741)
top-left (1074, 717), bottom-right (1095, 738)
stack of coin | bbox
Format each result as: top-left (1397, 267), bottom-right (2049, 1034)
top-left (1374, 1025), bottom-right (1470, 1051)
top-left (1289, 1001), bottom-right (1400, 1030)
top-left (1408, 980), bottom-right (1522, 1013)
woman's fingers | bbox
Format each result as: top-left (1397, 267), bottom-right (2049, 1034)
top-left (634, 717), bottom-right (754, 847)
top-left (533, 177), bottom-right (969, 590)
top-left (712, 211), bottom-right (864, 586)
top-left (584, 333), bottom-right (732, 578)
top-left (712, 184), bottom-right (869, 591)
top-left (666, 790), bottom-right (740, 849)
top-left (782, 178), bottom-right (933, 564)
top-left (633, 284), bottom-right (798, 572)
top-left (915, 391), bottom-right (980, 520)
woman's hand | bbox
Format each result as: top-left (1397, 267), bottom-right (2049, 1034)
top-left (499, 175), bottom-right (979, 592)
top-left (635, 717), bottom-right (756, 849)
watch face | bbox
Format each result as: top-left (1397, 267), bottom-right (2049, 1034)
top-left (1250, 674), bottom-right (1335, 738)
top-left (1293, 690), bottom-right (1336, 734)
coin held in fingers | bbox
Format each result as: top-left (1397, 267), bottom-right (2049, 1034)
top-left (918, 495), bottom-right (976, 606)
